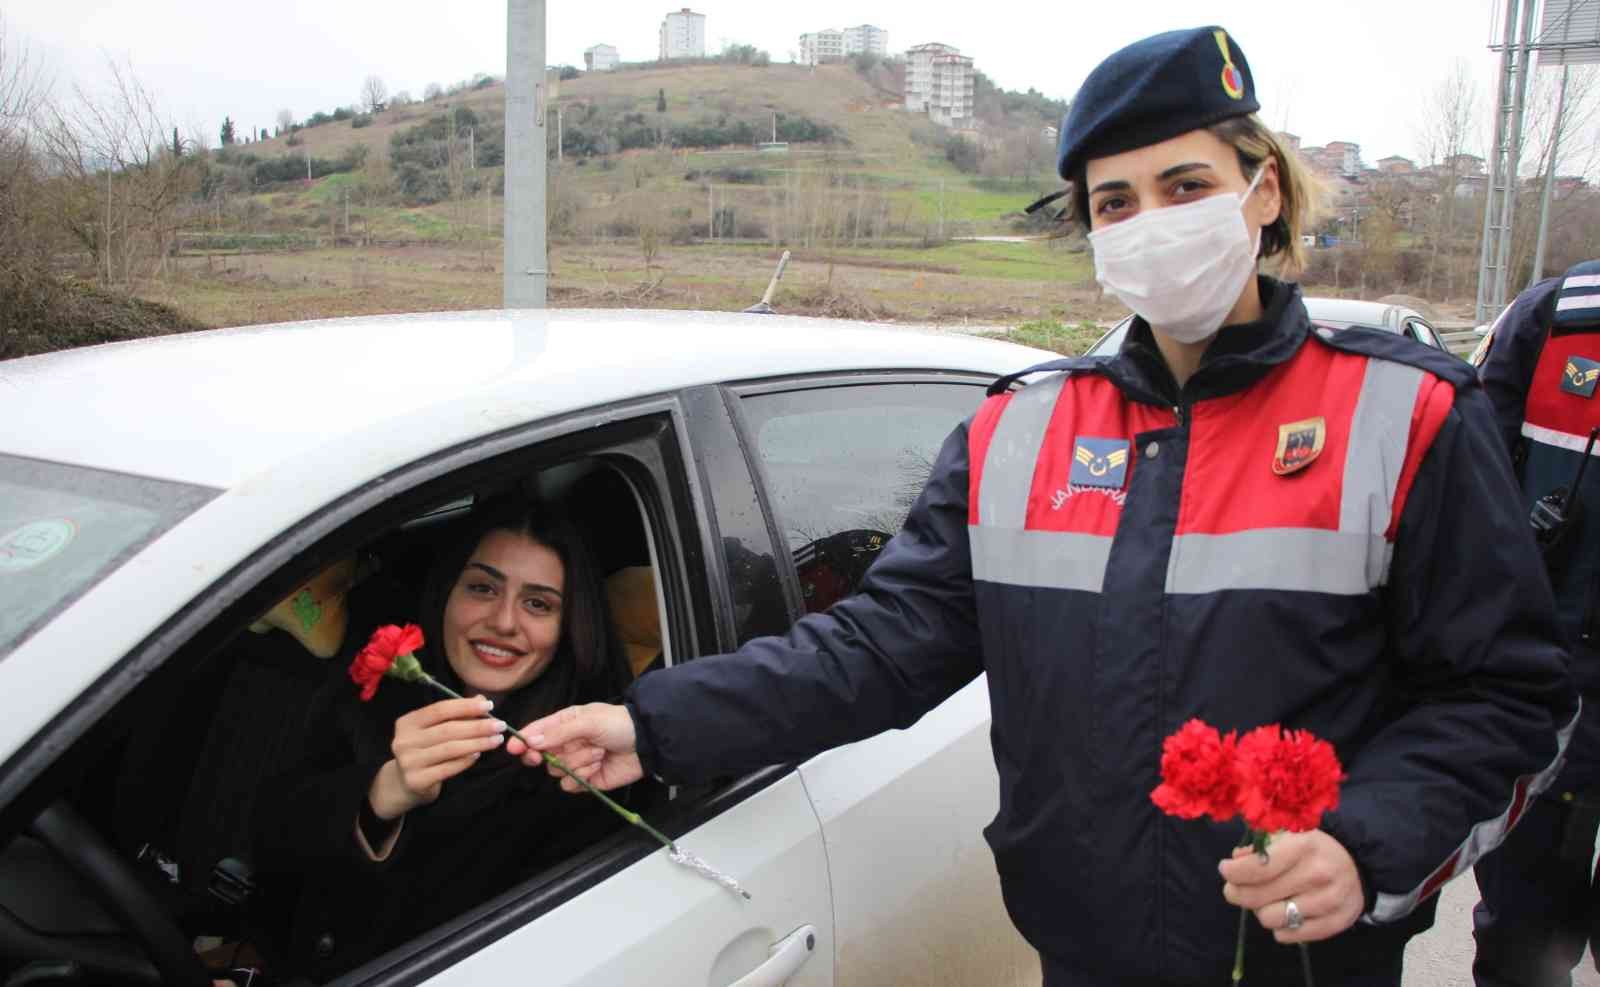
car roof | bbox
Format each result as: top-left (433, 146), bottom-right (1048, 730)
top-left (1302, 297), bottom-right (1406, 328)
top-left (0, 309), bottom-right (1045, 491)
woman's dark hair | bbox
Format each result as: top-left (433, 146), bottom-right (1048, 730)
top-left (416, 495), bottom-right (631, 729)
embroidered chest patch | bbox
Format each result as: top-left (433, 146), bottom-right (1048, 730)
top-left (1272, 416), bottom-right (1326, 476)
top-left (1561, 356), bottom-right (1600, 398)
top-left (1070, 437), bottom-right (1130, 489)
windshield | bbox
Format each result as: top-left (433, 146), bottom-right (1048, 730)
top-left (0, 454), bottom-right (218, 659)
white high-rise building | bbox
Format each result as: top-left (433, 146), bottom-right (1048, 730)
top-left (843, 24), bottom-right (889, 57)
top-left (584, 44), bottom-right (619, 72)
top-left (905, 42), bottom-right (975, 127)
top-left (800, 29), bottom-right (846, 65)
top-left (659, 8), bottom-right (706, 60)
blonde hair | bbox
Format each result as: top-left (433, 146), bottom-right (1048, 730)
top-left (1063, 114), bottom-right (1326, 274)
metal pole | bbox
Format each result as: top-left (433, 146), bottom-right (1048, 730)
top-left (1531, 65), bottom-right (1571, 286)
top-left (1492, 0), bottom-right (1538, 307)
top-left (556, 107), bottom-right (563, 162)
top-left (504, 0), bottom-right (548, 307)
top-left (1477, 0), bottom-right (1521, 323)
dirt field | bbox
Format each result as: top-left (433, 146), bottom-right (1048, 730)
top-left (138, 238), bottom-right (1121, 330)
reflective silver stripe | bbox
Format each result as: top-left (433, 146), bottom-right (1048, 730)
top-left (1367, 700), bottom-right (1581, 925)
top-left (1340, 360), bottom-right (1423, 536)
top-left (1557, 294), bottom-right (1600, 312)
top-left (970, 527), bottom-right (1113, 592)
top-left (1522, 420), bottom-right (1600, 455)
top-left (1165, 529), bottom-right (1393, 595)
top-left (1565, 274), bottom-right (1600, 289)
top-left (977, 374), bottom-right (1067, 529)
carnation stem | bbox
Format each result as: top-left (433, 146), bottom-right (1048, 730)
top-left (418, 675), bottom-right (750, 899)
top-left (1298, 944), bottom-right (1315, 987)
top-left (1232, 904), bottom-right (1248, 985)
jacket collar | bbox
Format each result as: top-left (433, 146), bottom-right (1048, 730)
top-left (1105, 276), bottom-right (1311, 407)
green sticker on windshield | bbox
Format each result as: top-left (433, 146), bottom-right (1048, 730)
top-left (0, 519), bottom-right (77, 572)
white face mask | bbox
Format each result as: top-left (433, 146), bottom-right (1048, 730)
top-left (1087, 169), bottom-right (1265, 345)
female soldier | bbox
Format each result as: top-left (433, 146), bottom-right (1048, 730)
top-left (510, 27), bottom-right (1575, 986)
top-left (257, 500), bottom-right (631, 980)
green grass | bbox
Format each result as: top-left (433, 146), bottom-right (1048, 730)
top-left (981, 318), bottom-right (1106, 355)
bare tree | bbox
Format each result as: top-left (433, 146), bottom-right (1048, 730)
top-left (275, 107), bottom-right (294, 135)
top-left (1414, 59), bottom-right (1481, 300)
top-left (36, 56), bottom-right (200, 283)
top-left (1, 12), bottom-right (58, 352)
top-left (423, 82), bottom-right (443, 102)
top-left (1507, 66), bottom-right (1600, 285)
top-left (361, 75), bottom-right (388, 115)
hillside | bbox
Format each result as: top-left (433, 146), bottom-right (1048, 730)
top-left (210, 62), bottom-right (1063, 247)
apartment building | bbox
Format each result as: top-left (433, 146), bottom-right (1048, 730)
top-left (584, 44), bottom-right (619, 72)
top-left (905, 42), bottom-right (975, 128)
top-left (800, 29), bottom-right (845, 65)
top-left (843, 24), bottom-right (889, 56)
top-left (800, 24), bottom-right (889, 64)
top-left (659, 8), bottom-right (706, 60)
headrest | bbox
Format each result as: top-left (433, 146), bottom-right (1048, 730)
top-left (605, 566), bottom-right (661, 679)
top-left (249, 556), bottom-right (361, 659)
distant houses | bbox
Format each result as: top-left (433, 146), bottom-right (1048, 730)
top-left (799, 24), bottom-right (889, 65)
top-left (584, 44), bottom-right (619, 72)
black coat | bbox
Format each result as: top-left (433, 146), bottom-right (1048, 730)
top-left (256, 664), bottom-right (624, 981)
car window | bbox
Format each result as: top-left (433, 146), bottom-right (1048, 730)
top-left (0, 454), bottom-right (217, 659)
top-left (740, 383), bottom-right (985, 613)
top-left (1406, 318), bottom-right (1444, 349)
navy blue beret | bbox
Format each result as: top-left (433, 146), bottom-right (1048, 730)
top-left (1055, 26), bottom-right (1260, 180)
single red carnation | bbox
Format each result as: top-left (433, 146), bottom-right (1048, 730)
top-left (1235, 724), bottom-right (1345, 833)
top-left (1151, 719), bottom-right (1242, 822)
top-left (348, 623), bottom-right (425, 702)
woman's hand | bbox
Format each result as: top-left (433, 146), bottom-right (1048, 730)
top-left (506, 702), bottom-right (642, 792)
top-left (367, 697), bottom-right (506, 819)
top-left (1219, 829), bottom-right (1365, 943)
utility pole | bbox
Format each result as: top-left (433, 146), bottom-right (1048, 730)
top-left (504, 0), bottom-right (548, 307)
top-left (771, 109), bottom-right (777, 143)
top-left (556, 106), bottom-right (563, 162)
top-left (1477, 0), bottom-right (1537, 322)
top-left (938, 179), bottom-right (945, 239)
top-left (1531, 65), bottom-right (1571, 286)
top-left (469, 127), bottom-right (476, 170)
top-left (708, 183), bottom-right (715, 240)
top-left (305, 144), bottom-right (312, 181)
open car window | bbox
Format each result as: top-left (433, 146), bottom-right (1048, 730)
top-left (0, 413), bottom-right (715, 987)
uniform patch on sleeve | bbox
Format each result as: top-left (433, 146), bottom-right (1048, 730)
top-left (1561, 355), bottom-right (1600, 398)
top-left (1070, 437), bottom-right (1130, 489)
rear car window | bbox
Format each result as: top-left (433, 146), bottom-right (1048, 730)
top-left (0, 454), bottom-right (218, 658)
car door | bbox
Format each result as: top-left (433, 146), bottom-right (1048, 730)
top-left (412, 409), bottom-right (835, 987)
top-left (0, 406), bottom-right (834, 987)
top-left (730, 375), bottom-right (1039, 987)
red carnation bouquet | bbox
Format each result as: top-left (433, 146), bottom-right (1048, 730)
top-left (1151, 719), bottom-right (1345, 986)
top-left (348, 624), bottom-right (750, 899)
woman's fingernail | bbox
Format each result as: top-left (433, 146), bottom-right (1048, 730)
top-left (480, 699), bottom-right (494, 710)
top-left (528, 733), bottom-right (546, 747)
top-left (493, 719), bottom-right (507, 732)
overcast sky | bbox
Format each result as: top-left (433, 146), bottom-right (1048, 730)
top-left (5, 0), bottom-right (1551, 166)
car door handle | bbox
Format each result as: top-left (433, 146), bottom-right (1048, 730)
top-left (726, 924), bottom-right (818, 987)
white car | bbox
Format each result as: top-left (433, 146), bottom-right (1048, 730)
top-left (0, 311), bottom-right (1051, 987)
top-left (1084, 296), bottom-right (1451, 357)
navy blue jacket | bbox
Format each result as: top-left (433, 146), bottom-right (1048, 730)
top-left (629, 279), bottom-right (1575, 984)
top-left (1480, 263), bottom-right (1600, 792)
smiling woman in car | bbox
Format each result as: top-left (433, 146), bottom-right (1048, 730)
top-left (255, 498), bottom-right (632, 981)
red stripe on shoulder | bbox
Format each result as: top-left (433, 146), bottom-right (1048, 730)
top-left (968, 391), bottom-right (1013, 525)
top-left (1388, 374), bottom-right (1455, 540)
